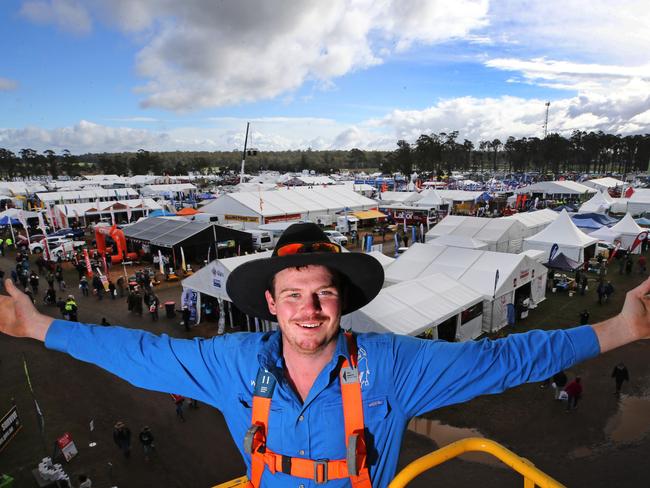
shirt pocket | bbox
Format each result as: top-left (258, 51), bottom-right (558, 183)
top-left (237, 394), bottom-right (285, 453)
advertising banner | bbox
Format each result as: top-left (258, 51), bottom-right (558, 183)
top-left (0, 404), bottom-right (21, 453)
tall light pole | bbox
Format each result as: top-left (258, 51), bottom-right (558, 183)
top-left (240, 122), bottom-right (250, 184)
top-left (543, 101), bottom-right (551, 138)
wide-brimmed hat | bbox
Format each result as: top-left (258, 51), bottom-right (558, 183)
top-left (226, 223), bottom-right (384, 321)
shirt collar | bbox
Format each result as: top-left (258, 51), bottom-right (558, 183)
top-left (257, 328), bottom-right (352, 374)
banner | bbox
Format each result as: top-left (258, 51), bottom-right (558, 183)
top-left (96, 267), bottom-right (110, 292)
top-left (56, 432), bottom-right (78, 462)
top-left (158, 250), bottom-right (165, 275)
top-left (0, 404), bottom-right (22, 453)
top-left (83, 249), bottom-right (93, 276)
top-left (630, 231), bottom-right (648, 254)
top-left (181, 288), bottom-right (200, 324)
top-left (608, 240), bottom-right (622, 264)
top-left (126, 204), bottom-right (132, 222)
top-left (549, 243), bottom-right (559, 262)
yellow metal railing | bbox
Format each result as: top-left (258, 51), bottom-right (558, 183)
top-left (214, 437), bottom-right (565, 488)
top-left (389, 437), bottom-right (565, 488)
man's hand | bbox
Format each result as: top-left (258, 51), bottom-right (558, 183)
top-left (0, 279), bottom-right (53, 342)
top-left (594, 276), bottom-right (650, 353)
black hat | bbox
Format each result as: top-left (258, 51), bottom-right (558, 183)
top-left (226, 223), bottom-right (384, 321)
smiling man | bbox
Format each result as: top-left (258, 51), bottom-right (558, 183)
top-left (1, 223), bottom-right (650, 487)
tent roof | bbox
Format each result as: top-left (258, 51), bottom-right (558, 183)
top-left (37, 188), bottom-right (138, 202)
top-left (588, 226), bottom-right (621, 243)
top-left (514, 180), bottom-right (596, 195)
top-left (524, 210), bottom-right (597, 247)
top-left (340, 273), bottom-right (483, 336)
top-left (367, 250), bottom-right (395, 268)
top-left (123, 217), bottom-right (213, 248)
top-left (610, 213), bottom-right (644, 235)
top-left (378, 191), bottom-right (421, 204)
top-left (434, 190), bottom-right (485, 202)
top-left (426, 215), bottom-right (524, 244)
top-left (181, 251), bottom-right (273, 301)
top-left (547, 252), bottom-right (582, 271)
top-left (504, 208), bottom-right (558, 229)
top-left (54, 198), bottom-right (161, 217)
top-left (628, 188), bottom-right (650, 203)
top-left (413, 189), bottom-right (444, 206)
top-left (428, 234), bottom-right (489, 250)
top-left (584, 177), bottom-right (625, 189)
top-left (176, 207), bottom-right (200, 216)
top-left (572, 217), bottom-right (603, 230)
top-left (385, 243), bottom-right (545, 298)
top-left (578, 191), bottom-right (612, 213)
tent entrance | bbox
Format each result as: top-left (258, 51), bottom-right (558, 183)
top-left (514, 282), bottom-right (532, 321)
top-left (437, 316), bottom-right (457, 342)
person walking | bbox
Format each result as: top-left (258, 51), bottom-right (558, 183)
top-left (579, 310), bottom-right (590, 325)
top-left (552, 370), bottom-right (568, 400)
top-left (181, 305), bottom-right (191, 332)
top-left (29, 271), bottom-right (40, 295)
top-left (55, 265), bottom-right (65, 291)
top-left (116, 276), bottom-right (125, 298)
top-left (597, 281), bottom-right (606, 305)
top-left (580, 274), bottom-right (588, 295)
top-left (604, 281), bottom-right (614, 302)
top-left (108, 280), bottom-right (116, 300)
top-left (172, 395), bottom-right (185, 422)
top-left (113, 421), bottom-right (132, 458)
top-left (46, 271), bottom-right (55, 290)
top-left (149, 294), bottom-right (159, 321)
top-left (565, 377), bottom-right (583, 411)
top-left (65, 295), bottom-right (78, 321)
top-left (625, 256), bottom-right (633, 275)
top-left (402, 233), bottom-right (409, 247)
top-left (612, 363), bottom-right (629, 395)
top-left (92, 275), bottom-right (104, 301)
top-left (138, 426), bottom-right (155, 461)
top-left (79, 275), bottom-right (89, 297)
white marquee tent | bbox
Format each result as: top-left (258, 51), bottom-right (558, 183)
top-left (425, 215), bottom-right (527, 253)
top-left (609, 213), bottom-right (645, 254)
top-left (588, 226), bottom-right (621, 244)
top-left (384, 243), bottom-right (548, 332)
top-left (426, 234), bottom-right (489, 250)
top-left (578, 191), bottom-right (612, 214)
top-left (378, 191), bottom-right (421, 205)
top-left (583, 177), bottom-right (625, 192)
top-left (625, 189), bottom-right (650, 216)
top-left (201, 187), bottom-right (378, 229)
top-left (513, 180), bottom-right (596, 197)
top-left (341, 273), bottom-right (484, 340)
top-left (504, 209), bottom-right (559, 238)
top-left (523, 210), bottom-right (598, 262)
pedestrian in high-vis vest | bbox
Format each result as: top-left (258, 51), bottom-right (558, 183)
top-left (0, 223), bottom-right (650, 487)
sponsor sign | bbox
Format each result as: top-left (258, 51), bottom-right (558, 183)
top-left (56, 432), bottom-right (78, 462)
top-left (225, 214), bottom-right (259, 223)
top-left (264, 213), bottom-right (302, 224)
top-left (0, 404), bottom-right (21, 453)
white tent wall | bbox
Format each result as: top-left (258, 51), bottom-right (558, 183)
top-left (482, 291), bottom-right (514, 333)
top-left (201, 196), bottom-right (264, 228)
top-left (530, 273), bottom-right (547, 305)
top-left (523, 240), bottom-right (585, 262)
top-left (425, 216), bottom-right (526, 253)
top-left (458, 313), bottom-right (483, 341)
top-left (610, 213), bottom-right (645, 254)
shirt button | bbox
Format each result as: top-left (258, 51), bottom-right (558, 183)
top-left (298, 415), bottom-right (304, 422)
top-left (299, 449), bottom-right (305, 455)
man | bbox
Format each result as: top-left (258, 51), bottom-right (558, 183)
top-left (0, 223), bottom-right (649, 487)
top-left (612, 362), bottom-right (630, 395)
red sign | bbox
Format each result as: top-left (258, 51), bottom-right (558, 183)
top-left (264, 213), bottom-right (302, 224)
top-left (56, 432), bottom-right (78, 462)
top-left (83, 249), bottom-right (92, 277)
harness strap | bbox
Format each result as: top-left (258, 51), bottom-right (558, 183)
top-left (246, 333), bottom-right (371, 487)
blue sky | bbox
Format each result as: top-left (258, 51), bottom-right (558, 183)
top-left (1, 0), bottom-right (649, 154)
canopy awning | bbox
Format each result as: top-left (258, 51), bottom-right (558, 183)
top-left (353, 209), bottom-right (386, 220)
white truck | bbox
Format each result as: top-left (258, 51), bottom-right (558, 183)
top-left (244, 229), bottom-right (274, 251)
top-left (335, 215), bottom-right (358, 234)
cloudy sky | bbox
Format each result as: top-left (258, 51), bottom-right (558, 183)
top-left (1, 0), bottom-right (650, 154)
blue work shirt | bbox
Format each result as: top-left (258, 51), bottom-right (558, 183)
top-left (45, 320), bottom-right (599, 487)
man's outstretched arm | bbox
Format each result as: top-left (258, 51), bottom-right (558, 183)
top-left (0, 279), bottom-right (53, 341)
top-left (594, 276), bottom-right (650, 353)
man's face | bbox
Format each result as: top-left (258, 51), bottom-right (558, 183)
top-left (265, 265), bottom-right (342, 356)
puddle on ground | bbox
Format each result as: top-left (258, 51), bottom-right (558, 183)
top-left (407, 417), bottom-right (503, 467)
top-left (604, 395), bottom-right (650, 444)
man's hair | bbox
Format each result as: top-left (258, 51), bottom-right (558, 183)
top-left (268, 265), bottom-right (347, 300)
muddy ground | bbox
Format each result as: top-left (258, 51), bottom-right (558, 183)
top-left (1, 242), bottom-right (649, 488)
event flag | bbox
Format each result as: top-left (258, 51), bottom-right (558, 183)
top-left (181, 246), bottom-right (187, 272)
top-left (158, 250), bottom-right (165, 275)
top-left (549, 243), bottom-right (559, 262)
top-left (110, 206), bottom-right (116, 226)
top-left (608, 239), bottom-right (622, 264)
top-left (493, 269), bottom-right (500, 298)
top-left (630, 231), bottom-right (648, 253)
top-left (83, 249), bottom-right (93, 277)
top-left (126, 203), bottom-right (132, 223)
top-left (37, 212), bottom-right (46, 232)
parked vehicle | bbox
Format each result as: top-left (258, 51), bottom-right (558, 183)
top-left (243, 229), bottom-right (274, 251)
top-left (29, 236), bottom-right (82, 254)
top-left (324, 230), bottom-right (348, 246)
top-left (50, 227), bottom-right (85, 239)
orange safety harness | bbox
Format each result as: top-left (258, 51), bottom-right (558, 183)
top-left (244, 332), bottom-right (372, 486)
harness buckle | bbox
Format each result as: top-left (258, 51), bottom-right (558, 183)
top-left (313, 459), bottom-right (329, 484)
top-left (244, 424), bottom-right (261, 455)
top-left (347, 434), bottom-right (359, 476)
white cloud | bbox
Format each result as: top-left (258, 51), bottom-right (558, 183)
top-left (0, 78), bottom-right (18, 91)
top-left (19, 0), bottom-right (92, 35)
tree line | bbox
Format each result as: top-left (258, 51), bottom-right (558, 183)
top-left (1, 130), bottom-right (649, 179)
